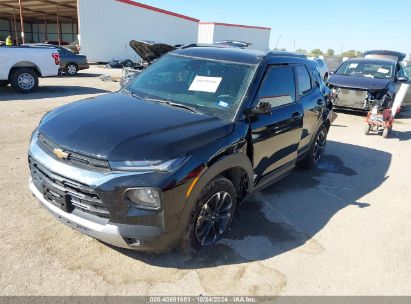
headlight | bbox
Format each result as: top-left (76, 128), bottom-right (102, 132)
top-left (124, 188), bottom-right (162, 210)
top-left (109, 157), bottom-right (187, 172)
top-left (30, 128), bottom-right (39, 143)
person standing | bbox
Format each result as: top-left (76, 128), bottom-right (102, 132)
top-left (6, 35), bottom-right (12, 46)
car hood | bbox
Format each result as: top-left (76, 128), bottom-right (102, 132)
top-left (129, 40), bottom-right (175, 63)
top-left (328, 74), bottom-right (392, 91)
top-left (38, 92), bottom-right (234, 161)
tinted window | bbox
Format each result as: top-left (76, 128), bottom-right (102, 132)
top-left (257, 66), bottom-right (296, 107)
top-left (296, 65), bottom-right (312, 95)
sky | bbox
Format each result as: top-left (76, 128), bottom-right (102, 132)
top-left (137, 0), bottom-right (411, 56)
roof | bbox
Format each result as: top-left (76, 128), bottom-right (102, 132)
top-left (0, 0), bottom-right (77, 22)
top-left (117, 0), bottom-right (199, 23)
top-left (199, 22), bottom-right (271, 31)
top-left (171, 47), bottom-right (308, 65)
top-left (345, 58), bottom-right (397, 65)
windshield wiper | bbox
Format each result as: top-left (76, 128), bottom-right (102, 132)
top-left (145, 97), bottom-right (201, 114)
top-left (129, 93), bottom-right (201, 114)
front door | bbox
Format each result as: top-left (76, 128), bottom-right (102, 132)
top-left (250, 65), bottom-right (304, 184)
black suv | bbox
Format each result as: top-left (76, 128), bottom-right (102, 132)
top-left (28, 47), bottom-right (333, 252)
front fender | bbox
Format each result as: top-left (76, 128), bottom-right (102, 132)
top-left (177, 152), bottom-right (254, 232)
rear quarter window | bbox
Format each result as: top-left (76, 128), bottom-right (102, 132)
top-left (296, 65), bottom-right (312, 95)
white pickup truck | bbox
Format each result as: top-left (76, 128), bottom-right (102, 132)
top-left (0, 46), bottom-right (60, 93)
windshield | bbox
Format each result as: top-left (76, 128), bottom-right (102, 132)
top-left (404, 66), bottom-right (411, 77)
top-left (336, 60), bottom-right (394, 79)
top-left (125, 53), bottom-right (256, 120)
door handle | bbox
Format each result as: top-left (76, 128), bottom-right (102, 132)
top-left (291, 112), bottom-right (303, 120)
top-left (317, 99), bottom-right (325, 105)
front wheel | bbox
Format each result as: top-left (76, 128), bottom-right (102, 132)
top-left (180, 177), bottom-right (237, 252)
top-left (382, 127), bottom-right (391, 138)
top-left (10, 68), bottom-right (38, 93)
top-left (298, 124), bottom-right (328, 169)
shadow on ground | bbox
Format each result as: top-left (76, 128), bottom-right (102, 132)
top-left (0, 85), bottom-right (110, 101)
top-left (112, 140), bottom-right (391, 268)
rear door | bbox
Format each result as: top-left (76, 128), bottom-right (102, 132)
top-left (295, 65), bottom-right (324, 150)
top-left (250, 65), bottom-right (304, 183)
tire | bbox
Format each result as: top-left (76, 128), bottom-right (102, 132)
top-left (65, 63), bottom-right (78, 76)
top-left (298, 124), bottom-right (328, 169)
top-left (382, 127), bottom-right (391, 138)
top-left (0, 80), bottom-right (9, 87)
top-left (180, 177), bottom-right (237, 252)
top-left (364, 124), bottom-right (371, 135)
top-left (10, 68), bottom-right (38, 93)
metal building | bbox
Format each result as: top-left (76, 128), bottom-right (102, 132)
top-left (198, 22), bottom-right (271, 51)
top-left (78, 0), bottom-right (200, 62)
top-left (0, 0), bottom-right (271, 62)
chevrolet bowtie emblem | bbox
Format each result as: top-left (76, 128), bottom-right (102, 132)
top-left (53, 148), bottom-right (69, 159)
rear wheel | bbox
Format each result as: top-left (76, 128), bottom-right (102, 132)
top-left (298, 124), bottom-right (328, 169)
top-left (65, 63), bottom-right (78, 76)
top-left (10, 68), bottom-right (38, 93)
top-left (364, 124), bottom-right (371, 135)
top-left (180, 177), bottom-right (237, 252)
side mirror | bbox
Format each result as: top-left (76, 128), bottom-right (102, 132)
top-left (398, 76), bottom-right (409, 82)
top-left (246, 101), bottom-right (272, 116)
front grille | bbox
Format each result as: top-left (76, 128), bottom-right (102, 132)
top-left (29, 156), bottom-right (109, 218)
top-left (38, 133), bottom-right (110, 171)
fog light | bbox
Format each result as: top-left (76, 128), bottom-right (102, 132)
top-left (126, 238), bottom-right (143, 247)
top-left (124, 188), bottom-right (162, 210)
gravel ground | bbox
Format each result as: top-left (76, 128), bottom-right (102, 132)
top-left (0, 68), bottom-right (410, 296)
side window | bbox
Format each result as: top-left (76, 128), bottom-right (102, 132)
top-left (311, 69), bottom-right (322, 86)
top-left (296, 65), bottom-right (312, 95)
top-left (257, 66), bottom-right (296, 108)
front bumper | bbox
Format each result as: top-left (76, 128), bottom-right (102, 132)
top-left (29, 178), bottom-right (130, 249)
top-left (28, 134), bottom-right (191, 251)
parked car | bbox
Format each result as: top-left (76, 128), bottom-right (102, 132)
top-left (0, 46), bottom-right (60, 93)
top-left (28, 47), bottom-right (333, 252)
top-left (66, 40), bottom-right (80, 54)
top-left (44, 40), bottom-right (69, 46)
top-left (313, 58), bottom-right (329, 81)
top-left (23, 44), bottom-right (89, 76)
top-left (120, 40), bottom-right (179, 87)
top-left (327, 50), bottom-right (409, 111)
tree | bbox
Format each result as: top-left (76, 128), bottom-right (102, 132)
top-left (341, 50), bottom-right (359, 58)
top-left (295, 48), bottom-right (307, 54)
top-left (310, 49), bottom-right (323, 57)
top-left (326, 49), bottom-right (335, 56)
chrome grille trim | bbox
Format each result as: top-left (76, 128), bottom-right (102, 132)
top-left (38, 133), bottom-right (110, 171)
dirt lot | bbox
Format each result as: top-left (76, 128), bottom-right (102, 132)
top-left (1, 68), bottom-right (411, 296)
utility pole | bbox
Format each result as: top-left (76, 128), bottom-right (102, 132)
top-left (275, 35), bottom-right (282, 50)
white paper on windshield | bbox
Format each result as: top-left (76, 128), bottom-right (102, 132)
top-left (377, 68), bottom-right (390, 74)
top-left (189, 75), bottom-right (222, 93)
top-left (349, 63), bottom-right (358, 69)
